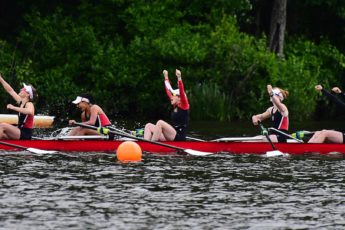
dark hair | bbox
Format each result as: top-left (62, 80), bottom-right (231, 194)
top-left (80, 93), bottom-right (95, 104)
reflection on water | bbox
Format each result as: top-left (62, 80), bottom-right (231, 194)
top-left (1, 152), bottom-right (345, 229)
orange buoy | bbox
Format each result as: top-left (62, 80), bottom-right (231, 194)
top-left (116, 141), bottom-right (142, 162)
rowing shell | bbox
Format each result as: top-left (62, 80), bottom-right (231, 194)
top-left (0, 139), bottom-right (344, 155)
top-left (0, 114), bottom-right (54, 128)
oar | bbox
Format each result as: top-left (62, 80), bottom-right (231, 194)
top-left (74, 122), bottom-right (213, 156)
top-left (0, 140), bottom-right (57, 154)
top-left (258, 122), bottom-right (284, 157)
top-left (186, 136), bottom-right (206, 142)
top-left (268, 127), bottom-right (304, 143)
top-left (108, 126), bottom-right (130, 136)
top-left (211, 136), bottom-right (264, 142)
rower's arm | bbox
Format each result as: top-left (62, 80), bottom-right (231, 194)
top-left (7, 102), bottom-right (34, 115)
top-left (176, 70), bottom-right (189, 110)
top-left (252, 107), bottom-right (272, 125)
top-left (164, 79), bottom-right (173, 99)
top-left (271, 95), bottom-right (288, 116)
top-left (163, 70), bottom-right (173, 99)
top-left (340, 93), bottom-right (345, 102)
top-left (86, 106), bottom-right (98, 125)
top-left (178, 79), bottom-right (189, 109)
top-left (322, 89), bottom-right (345, 109)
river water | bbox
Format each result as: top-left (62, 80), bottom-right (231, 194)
top-left (1, 120), bottom-right (345, 229)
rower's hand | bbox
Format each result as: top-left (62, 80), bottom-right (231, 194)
top-left (176, 69), bottom-right (181, 79)
top-left (6, 104), bottom-right (14, 110)
top-left (315, 85), bottom-right (323, 91)
top-left (163, 70), bottom-right (168, 80)
top-left (68, 120), bottom-right (76, 125)
top-left (332, 87), bottom-right (342, 94)
top-left (252, 115), bottom-right (260, 125)
top-left (267, 85), bottom-right (273, 95)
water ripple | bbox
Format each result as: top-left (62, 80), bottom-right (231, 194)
top-left (0, 152), bottom-right (345, 229)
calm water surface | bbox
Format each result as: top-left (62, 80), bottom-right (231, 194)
top-left (1, 121), bottom-right (345, 229)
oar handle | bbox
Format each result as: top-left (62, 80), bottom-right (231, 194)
top-left (258, 122), bottom-right (277, 150)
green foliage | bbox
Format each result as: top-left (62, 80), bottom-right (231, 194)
top-left (200, 16), bottom-right (345, 121)
top-left (0, 40), bottom-right (20, 106)
top-left (0, 40), bottom-right (18, 79)
top-left (0, 1), bottom-right (344, 123)
top-left (0, 40), bottom-right (36, 109)
top-left (153, 26), bottom-right (210, 64)
top-left (17, 10), bottom-right (101, 117)
top-left (189, 83), bottom-right (232, 121)
top-left (207, 16), bottom-right (276, 119)
top-left (284, 38), bottom-right (345, 119)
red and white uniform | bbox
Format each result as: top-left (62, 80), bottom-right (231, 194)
top-left (164, 78), bottom-right (190, 141)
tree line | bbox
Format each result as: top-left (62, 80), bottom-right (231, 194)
top-left (0, 0), bottom-right (344, 122)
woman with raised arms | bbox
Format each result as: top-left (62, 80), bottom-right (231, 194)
top-left (308, 85), bottom-right (345, 143)
top-left (144, 69), bottom-right (189, 141)
top-left (252, 85), bottom-right (289, 142)
top-left (0, 73), bottom-right (37, 140)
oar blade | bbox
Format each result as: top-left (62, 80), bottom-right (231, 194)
top-left (266, 150), bottom-right (284, 157)
top-left (184, 149), bottom-right (214, 156)
top-left (27, 148), bottom-right (57, 154)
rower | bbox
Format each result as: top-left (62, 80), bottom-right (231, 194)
top-left (68, 93), bottom-right (112, 136)
top-left (308, 85), bottom-right (345, 143)
top-left (144, 69), bottom-right (189, 141)
top-left (0, 73), bottom-right (37, 140)
top-left (252, 85), bottom-right (289, 143)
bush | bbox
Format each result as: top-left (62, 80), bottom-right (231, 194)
top-left (2, 4), bottom-right (344, 123)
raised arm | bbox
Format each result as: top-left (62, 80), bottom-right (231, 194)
top-left (176, 69), bottom-right (189, 109)
top-left (316, 85), bottom-right (345, 109)
top-left (0, 73), bottom-right (21, 103)
top-left (267, 85), bottom-right (288, 116)
top-left (332, 87), bottom-right (345, 102)
top-left (163, 70), bottom-right (173, 99)
top-left (271, 96), bottom-right (288, 115)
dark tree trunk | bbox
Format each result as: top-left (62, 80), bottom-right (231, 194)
top-left (269, 0), bottom-right (287, 57)
top-left (252, 0), bottom-right (272, 38)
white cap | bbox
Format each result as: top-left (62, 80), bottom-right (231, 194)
top-left (171, 89), bottom-right (180, 96)
top-left (23, 83), bottom-right (34, 100)
top-left (272, 88), bottom-right (284, 101)
top-left (72, 96), bottom-right (90, 104)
